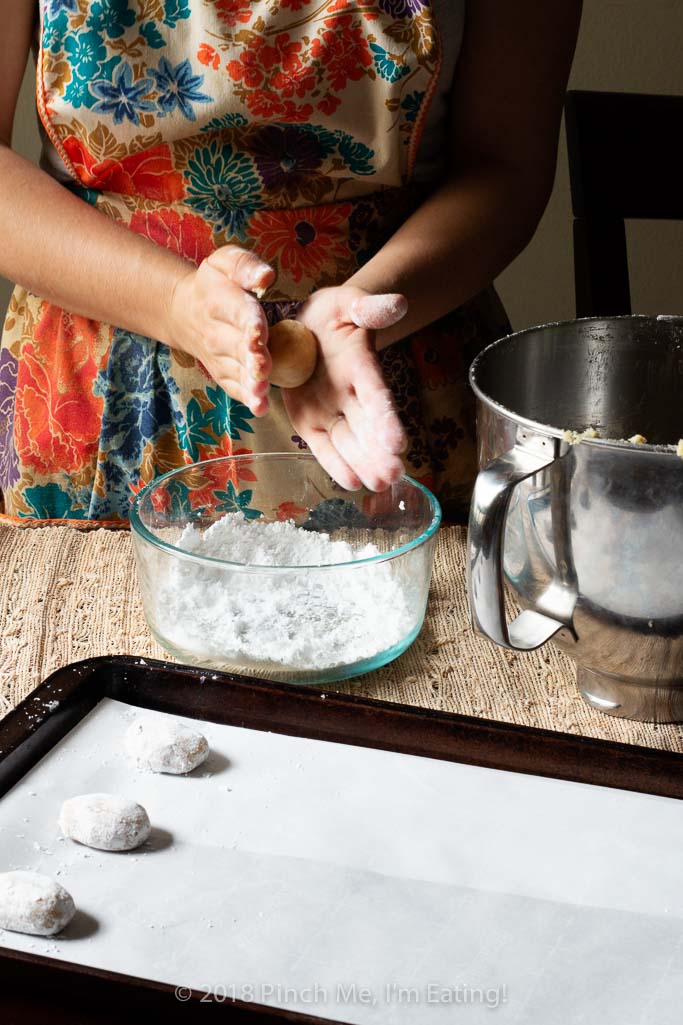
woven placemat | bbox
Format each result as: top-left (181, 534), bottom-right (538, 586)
top-left (2, 524), bottom-right (682, 751)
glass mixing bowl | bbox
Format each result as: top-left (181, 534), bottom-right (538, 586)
top-left (130, 453), bottom-right (441, 684)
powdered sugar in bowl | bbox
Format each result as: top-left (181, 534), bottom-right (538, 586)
top-left (131, 453), bottom-right (441, 684)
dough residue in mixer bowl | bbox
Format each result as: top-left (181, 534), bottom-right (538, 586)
top-left (562, 427), bottom-right (683, 455)
top-left (154, 515), bottom-right (416, 672)
top-left (562, 426), bottom-right (600, 445)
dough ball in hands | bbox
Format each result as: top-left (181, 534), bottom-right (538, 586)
top-left (125, 718), bottom-right (209, 775)
top-left (267, 319), bottom-right (318, 389)
top-left (59, 794), bottom-right (151, 852)
top-left (0, 871), bottom-right (76, 936)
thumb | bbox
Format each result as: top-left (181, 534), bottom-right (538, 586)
top-left (349, 293), bottom-right (408, 331)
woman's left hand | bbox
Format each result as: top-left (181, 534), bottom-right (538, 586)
top-left (281, 286), bottom-right (409, 492)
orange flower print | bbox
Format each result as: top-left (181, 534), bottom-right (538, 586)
top-left (276, 501), bottom-right (308, 521)
top-left (327, 0), bottom-right (379, 18)
top-left (248, 205), bottom-right (353, 284)
top-left (226, 45), bottom-right (265, 90)
top-left (189, 444), bottom-right (257, 508)
top-left (311, 16), bottom-right (373, 92)
top-left (227, 35), bottom-right (314, 96)
top-left (128, 477), bottom-right (146, 499)
top-left (270, 36), bottom-right (317, 99)
top-left (197, 44), bottom-right (220, 71)
top-left (129, 209), bottom-right (215, 265)
top-left (187, 478), bottom-right (221, 511)
top-left (317, 94), bottom-right (341, 116)
top-left (196, 440), bottom-right (258, 481)
top-left (215, 0), bottom-right (253, 26)
top-left (14, 304), bottom-right (105, 475)
top-left (150, 485), bottom-right (172, 514)
top-left (62, 136), bottom-right (185, 203)
top-left (231, 447), bottom-right (258, 482)
top-left (248, 93), bottom-right (313, 123)
top-left (226, 34), bottom-right (317, 119)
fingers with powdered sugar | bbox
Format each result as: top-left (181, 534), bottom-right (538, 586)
top-left (349, 293), bottom-right (408, 331)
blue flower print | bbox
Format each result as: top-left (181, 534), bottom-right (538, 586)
top-left (86, 0), bottom-right (135, 39)
top-left (336, 135), bottom-right (375, 176)
top-left (214, 482), bottom-right (262, 520)
top-left (162, 0), bottom-right (191, 28)
top-left (42, 10), bottom-right (68, 54)
top-left (185, 140), bottom-right (262, 236)
top-left (45, 0), bottom-right (77, 17)
top-left (93, 330), bottom-right (179, 467)
top-left (306, 124), bottom-right (376, 175)
top-left (151, 58), bottom-right (212, 122)
top-left (91, 63), bottom-right (155, 126)
top-left (370, 44), bottom-right (410, 84)
top-left (88, 335), bottom-right (182, 519)
top-left (67, 183), bottom-right (100, 205)
top-left (202, 385), bottom-right (254, 441)
top-left (178, 397), bottom-right (215, 462)
top-left (164, 478), bottom-right (192, 519)
top-left (401, 90), bottom-right (425, 124)
top-left (63, 53), bottom-right (121, 110)
top-left (64, 74), bottom-right (97, 110)
top-left (140, 21), bottom-right (166, 49)
top-left (22, 483), bottom-right (86, 520)
top-left (306, 124), bottom-right (340, 157)
top-left (64, 29), bottom-right (107, 81)
top-left (201, 112), bottom-right (249, 133)
top-left (88, 460), bottom-right (131, 521)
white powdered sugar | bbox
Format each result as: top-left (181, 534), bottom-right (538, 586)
top-left (59, 794), bottom-right (151, 852)
top-left (350, 293), bottom-right (408, 330)
top-left (0, 871), bottom-right (76, 936)
top-left (153, 515), bottom-right (414, 671)
top-left (125, 718), bottom-right (209, 775)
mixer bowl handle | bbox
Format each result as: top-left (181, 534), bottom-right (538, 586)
top-left (467, 442), bottom-right (565, 651)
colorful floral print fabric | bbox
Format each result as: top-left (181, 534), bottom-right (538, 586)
top-left (37, 0), bottom-right (440, 302)
top-left (0, 0), bottom-right (508, 524)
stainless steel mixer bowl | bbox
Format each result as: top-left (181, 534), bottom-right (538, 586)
top-left (467, 315), bottom-right (683, 722)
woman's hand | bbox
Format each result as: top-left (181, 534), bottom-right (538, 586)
top-left (166, 245), bottom-right (276, 417)
top-left (282, 286), bottom-right (409, 492)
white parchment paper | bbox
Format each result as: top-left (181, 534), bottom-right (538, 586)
top-left (1, 698), bottom-right (683, 1024)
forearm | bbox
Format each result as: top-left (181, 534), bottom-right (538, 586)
top-left (0, 143), bottom-right (189, 344)
top-left (347, 160), bottom-right (550, 348)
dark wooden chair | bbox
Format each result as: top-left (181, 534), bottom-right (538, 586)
top-left (564, 89), bottom-right (683, 317)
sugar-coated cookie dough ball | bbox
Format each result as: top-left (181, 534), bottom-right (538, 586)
top-left (125, 718), bottom-right (209, 775)
top-left (59, 793), bottom-right (151, 851)
top-left (0, 871), bottom-right (76, 936)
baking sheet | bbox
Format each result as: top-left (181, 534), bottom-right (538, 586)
top-left (1, 697), bottom-right (683, 1024)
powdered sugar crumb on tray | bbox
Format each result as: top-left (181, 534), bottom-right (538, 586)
top-left (152, 514), bottom-right (416, 672)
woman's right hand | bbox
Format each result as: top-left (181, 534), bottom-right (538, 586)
top-left (165, 245), bottom-right (276, 417)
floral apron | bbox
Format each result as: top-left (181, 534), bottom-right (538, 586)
top-left (0, 0), bottom-right (509, 525)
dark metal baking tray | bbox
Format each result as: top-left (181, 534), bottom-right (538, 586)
top-left (2, 655), bottom-right (683, 1024)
